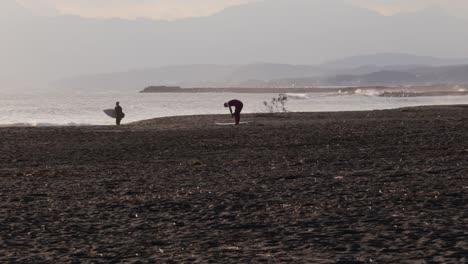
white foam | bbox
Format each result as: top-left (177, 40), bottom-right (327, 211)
top-left (353, 89), bottom-right (383, 97)
top-left (284, 93), bottom-right (309, 100)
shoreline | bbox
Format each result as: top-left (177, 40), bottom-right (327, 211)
top-left (1, 104), bottom-right (467, 128)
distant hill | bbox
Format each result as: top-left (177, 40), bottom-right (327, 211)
top-left (53, 60), bottom-right (468, 90)
top-left (52, 63), bottom-right (328, 91)
top-left (326, 71), bottom-right (419, 86)
top-left (298, 64), bottom-right (468, 87)
top-left (321, 53), bottom-right (468, 69)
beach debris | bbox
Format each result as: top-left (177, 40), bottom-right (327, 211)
top-left (336, 260), bottom-right (365, 264)
top-left (222, 246), bottom-right (240, 251)
top-left (129, 213), bottom-right (139, 218)
top-left (189, 159), bottom-right (203, 166)
top-left (256, 253), bottom-right (273, 258)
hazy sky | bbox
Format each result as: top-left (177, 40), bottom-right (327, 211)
top-left (16, 0), bottom-right (468, 20)
top-left (350, 0), bottom-right (468, 16)
top-left (17, 0), bottom-right (257, 20)
top-left (3, 0), bottom-right (468, 90)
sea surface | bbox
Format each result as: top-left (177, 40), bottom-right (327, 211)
top-left (1, 91), bottom-right (467, 126)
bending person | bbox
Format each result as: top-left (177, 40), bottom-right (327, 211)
top-left (224, 99), bottom-right (244, 125)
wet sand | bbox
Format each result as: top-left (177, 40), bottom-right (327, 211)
top-left (1, 105), bottom-right (467, 263)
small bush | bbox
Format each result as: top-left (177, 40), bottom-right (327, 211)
top-left (264, 94), bottom-right (288, 113)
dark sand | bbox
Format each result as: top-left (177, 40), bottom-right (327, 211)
top-left (1, 106), bottom-right (467, 263)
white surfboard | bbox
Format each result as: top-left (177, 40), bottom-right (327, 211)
top-left (103, 109), bottom-right (117, 118)
top-left (215, 121), bottom-right (250, 126)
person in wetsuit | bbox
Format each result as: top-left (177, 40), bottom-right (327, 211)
top-left (224, 99), bottom-right (244, 125)
top-left (115, 101), bottom-right (124, 126)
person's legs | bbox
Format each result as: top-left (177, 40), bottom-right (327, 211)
top-left (234, 104), bottom-right (243, 125)
top-left (234, 113), bottom-right (240, 125)
top-left (116, 117), bottom-right (121, 125)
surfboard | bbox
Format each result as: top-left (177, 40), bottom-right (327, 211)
top-left (215, 121), bottom-right (250, 126)
top-left (103, 109), bottom-right (117, 118)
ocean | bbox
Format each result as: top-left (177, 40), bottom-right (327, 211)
top-left (1, 91), bottom-right (467, 126)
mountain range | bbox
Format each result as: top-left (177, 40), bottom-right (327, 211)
top-left (53, 54), bottom-right (468, 90)
top-left (2, 0), bottom-right (468, 91)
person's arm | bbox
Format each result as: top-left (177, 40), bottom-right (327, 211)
top-left (229, 106), bottom-right (233, 117)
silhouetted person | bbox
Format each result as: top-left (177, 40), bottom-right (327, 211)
top-left (224, 99), bottom-right (243, 125)
top-left (115, 101), bottom-right (124, 126)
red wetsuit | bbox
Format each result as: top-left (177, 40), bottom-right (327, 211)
top-left (228, 100), bottom-right (244, 125)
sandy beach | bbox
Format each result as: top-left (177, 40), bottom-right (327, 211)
top-left (1, 105), bottom-right (467, 263)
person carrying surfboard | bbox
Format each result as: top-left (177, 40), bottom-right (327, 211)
top-left (224, 99), bottom-right (243, 125)
top-left (115, 101), bottom-right (125, 125)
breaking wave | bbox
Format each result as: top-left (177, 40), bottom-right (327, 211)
top-left (352, 89), bottom-right (383, 97)
top-left (284, 93), bottom-right (309, 99)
